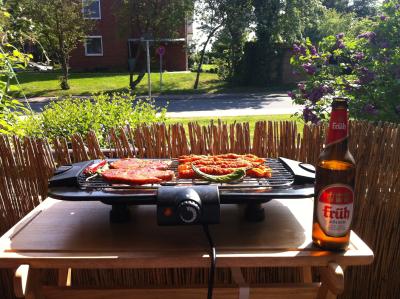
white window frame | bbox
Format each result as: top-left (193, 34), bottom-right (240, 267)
top-left (84, 36), bottom-right (103, 56)
top-left (82, 0), bottom-right (101, 20)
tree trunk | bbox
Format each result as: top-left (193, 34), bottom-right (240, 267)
top-left (60, 54), bottom-right (70, 90)
top-left (193, 24), bottom-right (223, 90)
top-left (129, 43), bottom-right (145, 90)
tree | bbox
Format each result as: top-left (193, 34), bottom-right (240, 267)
top-left (116, 0), bottom-right (193, 90)
top-left (215, 0), bottom-right (253, 81)
top-left (193, 0), bottom-right (224, 89)
top-left (279, 0), bottom-right (325, 43)
top-left (194, 0), bottom-right (253, 88)
top-left (322, 0), bottom-right (349, 12)
top-left (0, 0), bottom-right (32, 134)
top-left (247, 0), bottom-right (324, 86)
top-left (351, 0), bottom-right (377, 17)
top-left (21, 0), bottom-right (93, 90)
top-left (305, 9), bottom-right (357, 42)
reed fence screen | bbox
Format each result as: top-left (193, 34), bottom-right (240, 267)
top-left (0, 120), bottom-right (399, 299)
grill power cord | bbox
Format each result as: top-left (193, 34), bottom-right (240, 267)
top-left (203, 224), bottom-right (216, 299)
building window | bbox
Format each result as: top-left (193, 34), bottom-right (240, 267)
top-left (85, 36), bottom-right (103, 56)
top-left (83, 0), bottom-right (101, 19)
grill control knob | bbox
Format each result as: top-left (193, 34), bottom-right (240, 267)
top-left (177, 201), bottom-right (201, 224)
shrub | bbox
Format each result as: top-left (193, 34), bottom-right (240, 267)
top-left (289, 0), bottom-right (400, 123)
top-left (16, 93), bottom-right (167, 145)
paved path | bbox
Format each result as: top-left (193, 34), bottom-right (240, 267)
top-left (23, 92), bottom-right (302, 117)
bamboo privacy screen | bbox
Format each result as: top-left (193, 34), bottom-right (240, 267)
top-left (0, 120), bottom-right (399, 299)
top-left (0, 135), bottom-right (56, 299)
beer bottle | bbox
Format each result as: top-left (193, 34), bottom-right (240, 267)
top-left (312, 97), bottom-right (355, 250)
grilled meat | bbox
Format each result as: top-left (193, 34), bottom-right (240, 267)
top-left (177, 154), bottom-right (272, 179)
top-left (110, 158), bottom-right (171, 170)
top-left (101, 168), bottom-right (174, 185)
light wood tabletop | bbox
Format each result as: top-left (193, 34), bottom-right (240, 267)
top-left (0, 197), bottom-right (374, 299)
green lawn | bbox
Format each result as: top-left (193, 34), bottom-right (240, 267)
top-left (12, 71), bottom-right (294, 98)
top-left (201, 64), bottom-right (218, 72)
top-left (11, 71), bottom-right (225, 97)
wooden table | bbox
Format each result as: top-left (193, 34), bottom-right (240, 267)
top-left (0, 197), bottom-right (373, 299)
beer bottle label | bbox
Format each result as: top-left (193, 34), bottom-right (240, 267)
top-left (326, 109), bottom-right (348, 146)
top-left (317, 184), bottom-right (354, 237)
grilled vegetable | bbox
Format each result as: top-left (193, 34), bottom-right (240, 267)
top-left (191, 163), bottom-right (247, 183)
top-left (83, 160), bottom-right (108, 175)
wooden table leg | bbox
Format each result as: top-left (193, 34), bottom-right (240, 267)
top-left (316, 262), bottom-right (344, 299)
top-left (301, 267), bottom-right (313, 283)
top-left (231, 267), bottom-right (250, 299)
top-left (57, 268), bottom-right (71, 287)
top-left (25, 268), bottom-right (44, 299)
top-left (14, 265), bottom-right (29, 298)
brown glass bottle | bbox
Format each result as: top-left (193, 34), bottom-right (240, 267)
top-left (312, 98), bottom-right (356, 250)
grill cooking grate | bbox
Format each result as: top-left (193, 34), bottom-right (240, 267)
top-left (77, 158), bottom-right (294, 191)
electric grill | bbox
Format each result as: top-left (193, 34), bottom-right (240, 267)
top-left (48, 157), bottom-right (315, 223)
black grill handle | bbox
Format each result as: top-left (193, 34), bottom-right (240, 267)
top-left (278, 157), bottom-right (315, 184)
top-left (49, 160), bottom-right (94, 188)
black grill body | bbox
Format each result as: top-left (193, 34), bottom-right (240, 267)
top-left (48, 157), bottom-right (315, 205)
top-left (48, 157), bottom-right (315, 223)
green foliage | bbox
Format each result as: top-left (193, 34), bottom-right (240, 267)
top-left (118, 0), bottom-right (193, 39)
top-left (351, 0), bottom-right (377, 17)
top-left (20, 0), bottom-right (93, 89)
top-left (289, 0), bottom-right (400, 123)
top-left (278, 0), bottom-right (325, 44)
top-left (15, 93), bottom-right (167, 145)
top-left (305, 8), bottom-right (378, 43)
top-left (305, 9), bottom-right (357, 42)
top-left (212, 28), bottom-right (248, 80)
top-left (323, 0), bottom-right (349, 12)
top-left (219, 0), bottom-right (253, 81)
top-left (238, 0), bottom-right (325, 86)
top-left (0, 3), bottom-right (31, 134)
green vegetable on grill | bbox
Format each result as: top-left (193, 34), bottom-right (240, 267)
top-left (191, 163), bottom-right (247, 183)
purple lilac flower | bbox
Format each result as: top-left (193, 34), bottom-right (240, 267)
top-left (297, 83), bottom-right (305, 92)
top-left (353, 52), bottom-right (365, 60)
top-left (302, 63), bottom-right (317, 75)
top-left (303, 107), bottom-right (319, 124)
top-left (344, 84), bottom-right (353, 92)
top-left (287, 91), bottom-right (296, 99)
top-left (293, 44), bottom-right (301, 54)
top-left (380, 41), bottom-right (390, 48)
top-left (358, 67), bottom-right (375, 84)
top-left (396, 4), bottom-right (400, 10)
top-left (336, 33), bottom-right (345, 39)
top-left (380, 15), bottom-right (387, 21)
top-left (395, 68), bottom-right (400, 79)
top-left (357, 31), bottom-right (376, 41)
top-left (310, 46), bottom-right (318, 56)
top-left (321, 85), bottom-right (334, 94)
top-left (336, 40), bottom-right (345, 49)
top-left (362, 104), bottom-right (379, 116)
top-left (303, 107), bottom-right (311, 122)
top-left (308, 88), bottom-right (324, 103)
top-left (300, 45), bottom-right (307, 56)
top-left (395, 105), bottom-right (400, 115)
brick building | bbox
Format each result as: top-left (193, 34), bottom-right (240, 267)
top-left (69, 0), bottom-right (192, 72)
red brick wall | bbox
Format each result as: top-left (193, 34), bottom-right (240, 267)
top-left (70, 0), bottom-right (188, 72)
top-left (161, 43), bottom-right (187, 71)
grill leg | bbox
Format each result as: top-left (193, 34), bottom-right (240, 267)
top-left (110, 204), bottom-right (131, 223)
top-left (244, 203), bottom-right (265, 222)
